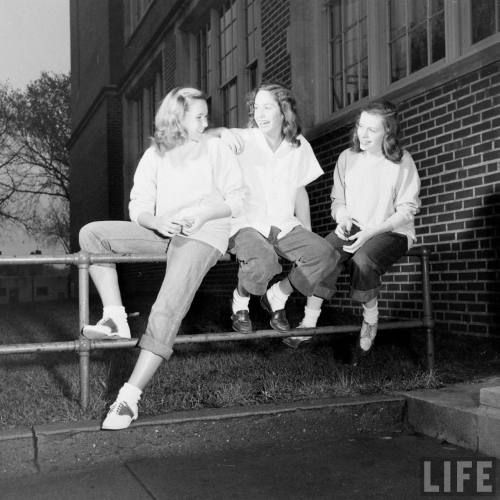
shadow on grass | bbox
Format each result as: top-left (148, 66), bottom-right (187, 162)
top-left (0, 292), bottom-right (499, 428)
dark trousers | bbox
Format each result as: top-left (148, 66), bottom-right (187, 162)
top-left (313, 230), bottom-right (408, 303)
top-left (229, 226), bottom-right (337, 297)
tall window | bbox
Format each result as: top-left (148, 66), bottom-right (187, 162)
top-left (471, 0), bottom-right (500, 44)
top-left (131, 71), bottom-right (162, 157)
top-left (388, 0), bottom-right (445, 83)
top-left (328, 0), bottom-right (368, 112)
top-left (189, 1), bottom-right (262, 126)
top-left (196, 22), bottom-right (211, 94)
top-left (246, 0), bottom-right (259, 91)
top-left (220, 1), bottom-right (239, 126)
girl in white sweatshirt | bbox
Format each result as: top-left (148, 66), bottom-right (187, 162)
top-left (286, 100), bottom-right (421, 354)
top-left (79, 87), bottom-right (245, 429)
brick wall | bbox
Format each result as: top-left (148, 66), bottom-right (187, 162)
top-left (261, 0), bottom-right (291, 87)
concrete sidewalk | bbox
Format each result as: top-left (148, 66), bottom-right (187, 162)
top-left (0, 416), bottom-right (496, 499)
top-left (1, 389), bottom-right (499, 499)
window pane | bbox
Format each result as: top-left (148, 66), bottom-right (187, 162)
top-left (222, 80), bottom-right (238, 127)
top-left (431, 12), bottom-right (445, 63)
top-left (410, 22), bottom-right (428, 73)
top-left (391, 36), bottom-right (406, 82)
top-left (389, 0), bottom-right (446, 83)
top-left (328, 0), bottom-right (368, 113)
top-left (471, 0), bottom-right (497, 43)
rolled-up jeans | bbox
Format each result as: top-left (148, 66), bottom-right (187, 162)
top-left (313, 230), bottom-right (409, 303)
top-left (79, 221), bottom-right (221, 359)
top-left (228, 225), bottom-right (337, 296)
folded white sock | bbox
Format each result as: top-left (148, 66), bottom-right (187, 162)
top-left (118, 382), bottom-right (142, 405)
top-left (362, 301), bottom-right (379, 325)
top-left (267, 282), bottom-right (290, 311)
top-left (301, 306), bottom-right (322, 328)
top-left (232, 288), bottom-right (250, 314)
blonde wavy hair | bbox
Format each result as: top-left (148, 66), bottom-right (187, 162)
top-left (152, 87), bottom-right (207, 152)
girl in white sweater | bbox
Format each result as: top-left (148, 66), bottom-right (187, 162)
top-left (79, 87), bottom-right (245, 429)
top-left (286, 100), bottom-right (421, 354)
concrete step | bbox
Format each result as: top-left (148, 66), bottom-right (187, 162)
top-left (402, 376), bottom-right (500, 458)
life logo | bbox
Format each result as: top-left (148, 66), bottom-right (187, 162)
top-left (421, 457), bottom-right (496, 496)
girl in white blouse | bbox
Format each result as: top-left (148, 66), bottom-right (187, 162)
top-left (79, 87), bottom-right (245, 429)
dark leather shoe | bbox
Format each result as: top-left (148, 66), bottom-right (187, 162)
top-left (260, 294), bottom-right (290, 332)
top-left (231, 310), bottom-right (253, 333)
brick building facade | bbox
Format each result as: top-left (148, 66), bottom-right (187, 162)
top-left (69, 0), bottom-right (500, 336)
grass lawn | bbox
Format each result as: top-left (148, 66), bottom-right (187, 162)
top-left (1, 293), bottom-right (499, 429)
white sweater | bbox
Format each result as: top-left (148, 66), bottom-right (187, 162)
top-left (129, 136), bottom-right (246, 254)
top-left (331, 148), bottom-right (421, 247)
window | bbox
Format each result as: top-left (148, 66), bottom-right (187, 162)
top-left (36, 286), bottom-right (49, 297)
top-left (388, 0), bottom-right (445, 83)
top-left (219, 1), bottom-right (239, 126)
top-left (328, 0), bottom-right (368, 112)
top-left (0, 288), bottom-right (6, 297)
top-left (196, 22), bottom-right (211, 94)
top-left (319, 0), bottom-right (499, 117)
top-left (471, 0), bottom-right (500, 43)
top-left (130, 70), bottom-right (162, 157)
top-left (189, 0), bottom-right (262, 127)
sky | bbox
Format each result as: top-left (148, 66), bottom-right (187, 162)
top-left (0, 1), bottom-right (70, 255)
top-left (0, 0), bottom-right (70, 89)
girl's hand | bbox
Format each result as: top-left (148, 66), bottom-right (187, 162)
top-left (179, 214), bottom-right (207, 236)
top-left (220, 129), bottom-right (244, 155)
top-left (335, 218), bottom-right (353, 241)
top-left (153, 215), bottom-right (183, 237)
top-left (342, 228), bottom-right (374, 253)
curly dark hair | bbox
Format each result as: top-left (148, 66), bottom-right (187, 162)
top-left (351, 100), bottom-right (403, 162)
top-left (246, 83), bottom-right (302, 147)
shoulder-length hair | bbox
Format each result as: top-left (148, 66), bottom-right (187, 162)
top-left (152, 87), bottom-right (206, 153)
top-left (246, 83), bottom-right (302, 147)
top-left (351, 100), bottom-right (403, 163)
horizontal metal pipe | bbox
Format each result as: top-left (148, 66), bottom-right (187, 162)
top-left (0, 251), bottom-right (232, 266)
top-left (0, 320), bottom-right (424, 355)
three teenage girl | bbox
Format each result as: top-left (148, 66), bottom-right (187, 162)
top-left (80, 83), bottom-right (420, 430)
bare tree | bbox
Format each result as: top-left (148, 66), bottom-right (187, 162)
top-left (0, 72), bottom-right (70, 250)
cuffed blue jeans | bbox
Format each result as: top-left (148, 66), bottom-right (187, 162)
top-left (313, 230), bottom-right (409, 303)
top-left (228, 225), bottom-right (337, 297)
top-left (79, 221), bottom-right (221, 359)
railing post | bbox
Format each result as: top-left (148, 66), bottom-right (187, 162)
top-left (420, 247), bottom-right (435, 373)
top-left (77, 251), bottom-right (91, 410)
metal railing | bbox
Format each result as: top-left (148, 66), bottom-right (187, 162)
top-left (0, 247), bottom-right (434, 410)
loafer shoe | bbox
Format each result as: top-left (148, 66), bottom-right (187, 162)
top-left (231, 310), bottom-right (253, 333)
top-left (260, 294), bottom-right (290, 332)
top-left (282, 323), bottom-right (313, 349)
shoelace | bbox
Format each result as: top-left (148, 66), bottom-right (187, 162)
top-left (109, 400), bottom-right (129, 415)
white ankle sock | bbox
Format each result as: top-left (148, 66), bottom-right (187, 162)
top-left (301, 306), bottom-right (321, 328)
top-left (118, 382), bottom-right (142, 405)
top-left (267, 282), bottom-right (290, 311)
top-left (232, 288), bottom-right (250, 314)
top-left (362, 301), bottom-right (379, 325)
top-left (103, 305), bottom-right (127, 320)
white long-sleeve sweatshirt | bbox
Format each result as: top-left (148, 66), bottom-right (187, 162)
top-left (331, 148), bottom-right (421, 248)
top-left (129, 136), bottom-right (246, 254)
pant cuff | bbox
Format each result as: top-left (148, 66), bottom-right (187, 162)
top-left (139, 334), bottom-right (174, 360)
top-left (350, 287), bottom-right (380, 303)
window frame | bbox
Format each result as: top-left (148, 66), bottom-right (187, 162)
top-left (313, 0), bottom-right (500, 125)
top-left (180, 0), bottom-right (262, 128)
